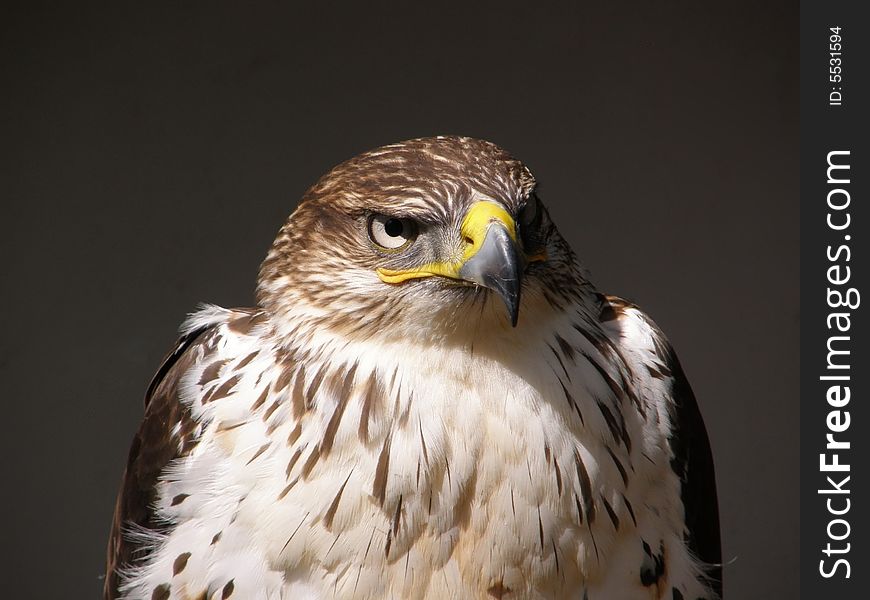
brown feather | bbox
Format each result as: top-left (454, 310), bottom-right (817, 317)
top-left (103, 325), bottom-right (214, 599)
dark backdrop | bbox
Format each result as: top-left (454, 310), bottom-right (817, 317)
top-left (1, 2), bottom-right (798, 598)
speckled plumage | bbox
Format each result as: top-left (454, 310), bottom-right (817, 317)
top-left (105, 137), bottom-right (721, 600)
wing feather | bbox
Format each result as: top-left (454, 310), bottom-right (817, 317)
top-left (665, 345), bottom-right (723, 596)
top-left (103, 324), bottom-right (214, 599)
top-left (602, 295), bottom-right (722, 596)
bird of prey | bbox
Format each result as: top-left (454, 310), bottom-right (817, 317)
top-left (105, 136), bottom-right (721, 600)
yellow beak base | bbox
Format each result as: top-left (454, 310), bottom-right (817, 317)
top-left (376, 201), bottom-right (518, 284)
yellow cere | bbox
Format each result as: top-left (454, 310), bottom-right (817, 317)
top-left (377, 201), bottom-right (519, 284)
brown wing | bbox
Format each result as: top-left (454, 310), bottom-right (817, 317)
top-left (602, 295), bottom-right (721, 597)
top-left (665, 346), bottom-right (722, 597)
top-left (104, 324), bottom-right (213, 599)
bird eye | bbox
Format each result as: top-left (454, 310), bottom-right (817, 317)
top-left (368, 214), bottom-right (418, 250)
top-left (519, 193), bottom-right (542, 230)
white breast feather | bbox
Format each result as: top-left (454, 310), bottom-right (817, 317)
top-left (118, 303), bottom-right (715, 600)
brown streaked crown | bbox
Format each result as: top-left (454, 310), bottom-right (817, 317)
top-left (257, 136), bottom-right (590, 338)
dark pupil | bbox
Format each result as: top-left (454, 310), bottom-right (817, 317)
top-left (384, 218), bottom-right (404, 237)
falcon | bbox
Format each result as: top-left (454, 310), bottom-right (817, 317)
top-left (105, 136), bottom-right (721, 599)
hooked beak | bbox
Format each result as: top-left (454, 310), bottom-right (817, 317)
top-left (377, 201), bottom-right (540, 326)
top-left (457, 217), bottom-right (522, 326)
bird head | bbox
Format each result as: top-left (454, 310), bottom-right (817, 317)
top-left (258, 136), bottom-right (590, 341)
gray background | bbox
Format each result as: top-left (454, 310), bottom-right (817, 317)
top-left (1, 1), bottom-right (797, 597)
